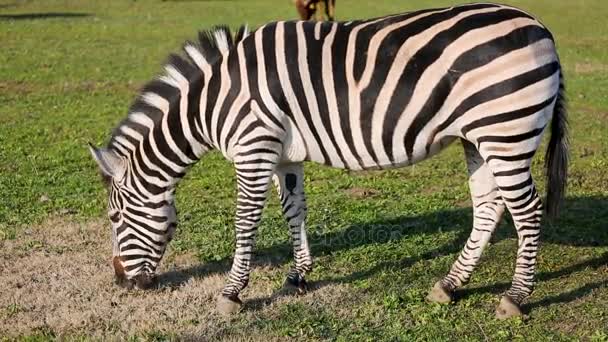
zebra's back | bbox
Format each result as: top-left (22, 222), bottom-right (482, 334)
top-left (247, 3), bottom-right (559, 170)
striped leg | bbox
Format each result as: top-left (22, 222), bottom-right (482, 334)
top-left (273, 163), bottom-right (313, 293)
top-left (217, 155), bottom-right (278, 314)
top-left (494, 169), bottom-right (542, 318)
top-left (428, 141), bottom-right (505, 303)
top-left (482, 146), bottom-right (544, 319)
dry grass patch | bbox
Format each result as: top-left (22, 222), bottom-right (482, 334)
top-left (344, 187), bottom-right (380, 199)
top-left (574, 61), bottom-right (608, 75)
top-left (0, 217), bottom-right (357, 339)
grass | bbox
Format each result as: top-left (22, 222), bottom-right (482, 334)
top-left (1, 0), bottom-right (607, 340)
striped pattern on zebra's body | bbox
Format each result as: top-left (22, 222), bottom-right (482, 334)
top-left (89, 2), bottom-right (568, 318)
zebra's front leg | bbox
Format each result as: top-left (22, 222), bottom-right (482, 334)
top-left (428, 141), bottom-right (505, 304)
top-left (273, 163), bottom-right (313, 294)
top-left (216, 157), bottom-right (277, 315)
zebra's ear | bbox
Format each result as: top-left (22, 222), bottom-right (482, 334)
top-left (88, 143), bottom-right (126, 180)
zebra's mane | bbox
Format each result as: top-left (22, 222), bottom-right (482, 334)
top-left (108, 25), bottom-right (251, 151)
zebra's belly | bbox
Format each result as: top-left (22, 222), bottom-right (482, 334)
top-left (359, 136), bottom-right (458, 170)
top-left (292, 134), bottom-right (458, 171)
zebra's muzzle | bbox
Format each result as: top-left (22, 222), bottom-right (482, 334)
top-left (113, 271), bottom-right (157, 290)
top-left (112, 256), bottom-right (157, 290)
top-left (114, 273), bottom-right (135, 290)
top-left (132, 273), bottom-right (157, 290)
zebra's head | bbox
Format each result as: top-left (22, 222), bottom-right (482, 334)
top-left (89, 144), bottom-right (177, 290)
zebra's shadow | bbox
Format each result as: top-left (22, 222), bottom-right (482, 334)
top-left (156, 195), bottom-right (608, 312)
top-left (0, 12), bottom-right (92, 20)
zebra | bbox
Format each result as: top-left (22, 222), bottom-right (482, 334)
top-left (89, 2), bottom-right (568, 319)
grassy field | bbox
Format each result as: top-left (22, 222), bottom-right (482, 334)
top-left (1, 0), bottom-right (607, 340)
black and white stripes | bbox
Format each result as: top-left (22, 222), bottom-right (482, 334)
top-left (90, 3), bottom-right (568, 317)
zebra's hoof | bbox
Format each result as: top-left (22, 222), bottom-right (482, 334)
top-left (284, 277), bottom-right (308, 295)
top-left (426, 281), bottom-right (453, 304)
top-left (495, 296), bottom-right (522, 320)
top-left (216, 294), bottom-right (243, 315)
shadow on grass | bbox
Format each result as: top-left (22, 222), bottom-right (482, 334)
top-left (155, 260), bottom-right (230, 289)
top-left (0, 12), bottom-right (92, 20)
top-left (157, 195), bottom-right (608, 311)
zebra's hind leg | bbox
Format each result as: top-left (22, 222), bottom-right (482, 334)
top-left (217, 150), bottom-right (280, 315)
top-left (480, 144), bottom-right (544, 319)
top-left (273, 163), bottom-right (313, 294)
top-left (427, 140), bottom-right (505, 304)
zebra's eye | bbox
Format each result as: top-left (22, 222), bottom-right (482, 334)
top-left (109, 211), bottom-right (121, 223)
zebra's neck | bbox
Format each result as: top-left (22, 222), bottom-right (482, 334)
top-left (107, 26), bottom-right (251, 194)
top-left (109, 26), bottom-right (253, 195)
top-left (107, 63), bottom-right (215, 194)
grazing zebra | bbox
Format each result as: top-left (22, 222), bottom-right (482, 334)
top-left (89, 2), bottom-right (568, 319)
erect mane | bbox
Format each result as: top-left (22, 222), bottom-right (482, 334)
top-left (108, 25), bottom-right (251, 151)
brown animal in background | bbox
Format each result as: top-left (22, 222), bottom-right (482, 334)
top-left (295, 0), bottom-right (336, 21)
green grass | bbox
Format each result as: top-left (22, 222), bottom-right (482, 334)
top-left (1, 0), bottom-right (607, 340)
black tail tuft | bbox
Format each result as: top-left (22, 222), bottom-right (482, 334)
top-left (545, 72), bottom-right (569, 220)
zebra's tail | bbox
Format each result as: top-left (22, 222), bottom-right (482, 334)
top-left (544, 71), bottom-right (569, 220)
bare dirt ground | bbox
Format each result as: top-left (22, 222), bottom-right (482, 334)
top-left (0, 217), bottom-right (352, 340)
